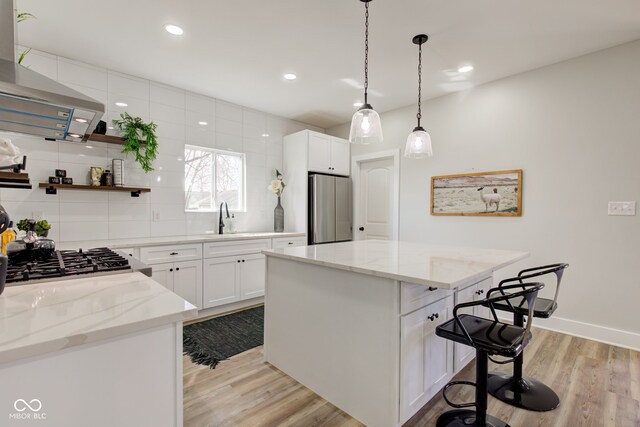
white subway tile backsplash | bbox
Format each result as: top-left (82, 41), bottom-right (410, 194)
top-left (59, 203), bottom-right (109, 222)
top-left (150, 83), bottom-right (185, 108)
top-left (6, 47), bottom-right (321, 242)
top-left (186, 92), bottom-right (215, 115)
top-left (216, 100), bottom-right (242, 122)
top-left (57, 58), bottom-right (107, 91)
top-left (107, 71), bottom-right (150, 100)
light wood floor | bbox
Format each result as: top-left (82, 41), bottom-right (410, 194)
top-left (183, 328), bottom-right (640, 427)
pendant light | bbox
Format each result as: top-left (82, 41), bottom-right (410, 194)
top-left (349, 0), bottom-right (383, 145)
top-left (404, 34), bottom-right (433, 158)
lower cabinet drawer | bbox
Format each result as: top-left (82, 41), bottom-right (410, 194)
top-left (204, 238), bottom-right (271, 258)
top-left (272, 236), bottom-right (307, 249)
top-left (140, 244), bottom-right (202, 265)
top-left (401, 282), bottom-right (453, 315)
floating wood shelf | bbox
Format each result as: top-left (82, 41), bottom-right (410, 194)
top-left (39, 183), bottom-right (151, 197)
top-left (87, 133), bottom-right (126, 144)
top-left (0, 170), bottom-right (32, 189)
top-left (87, 133), bottom-right (145, 146)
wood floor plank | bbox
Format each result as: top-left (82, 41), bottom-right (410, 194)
top-left (183, 328), bottom-right (640, 427)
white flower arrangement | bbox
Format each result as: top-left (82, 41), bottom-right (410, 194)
top-left (268, 169), bottom-right (286, 197)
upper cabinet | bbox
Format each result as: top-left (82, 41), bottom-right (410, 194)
top-left (305, 131), bottom-right (350, 176)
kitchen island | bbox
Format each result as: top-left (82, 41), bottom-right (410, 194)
top-left (0, 272), bottom-right (197, 427)
top-left (263, 240), bottom-right (528, 427)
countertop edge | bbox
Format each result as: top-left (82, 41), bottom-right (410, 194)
top-left (263, 248), bottom-right (531, 290)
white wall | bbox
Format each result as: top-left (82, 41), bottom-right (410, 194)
top-left (329, 40), bottom-right (640, 349)
top-left (0, 48), bottom-right (322, 242)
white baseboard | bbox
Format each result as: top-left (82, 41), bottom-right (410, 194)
top-left (499, 314), bottom-right (640, 351)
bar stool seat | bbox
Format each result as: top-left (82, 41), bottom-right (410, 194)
top-left (487, 263), bottom-right (568, 412)
top-left (435, 282), bottom-right (544, 427)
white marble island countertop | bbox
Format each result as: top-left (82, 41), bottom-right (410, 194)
top-left (0, 272), bottom-right (197, 364)
top-left (264, 240), bottom-right (529, 289)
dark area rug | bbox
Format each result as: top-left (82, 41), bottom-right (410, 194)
top-left (183, 306), bottom-right (264, 369)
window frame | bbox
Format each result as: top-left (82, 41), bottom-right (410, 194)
top-left (184, 144), bottom-right (247, 213)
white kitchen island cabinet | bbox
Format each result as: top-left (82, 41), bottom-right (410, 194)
top-left (263, 240), bottom-right (528, 427)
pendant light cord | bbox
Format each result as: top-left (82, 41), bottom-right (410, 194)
top-left (417, 41), bottom-right (422, 127)
top-left (363, 1), bottom-right (369, 105)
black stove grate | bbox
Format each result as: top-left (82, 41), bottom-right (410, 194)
top-left (6, 247), bottom-right (132, 283)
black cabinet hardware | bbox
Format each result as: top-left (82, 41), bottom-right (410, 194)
top-left (170, 252), bottom-right (178, 255)
top-left (358, 227), bottom-right (364, 231)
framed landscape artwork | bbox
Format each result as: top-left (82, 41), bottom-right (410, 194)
top-left (431, 169), bottom-right (523, 216)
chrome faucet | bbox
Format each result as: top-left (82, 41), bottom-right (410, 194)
top-left (218, 202), bottom-right (230, 234)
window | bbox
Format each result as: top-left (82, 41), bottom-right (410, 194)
top-left (184, 145), bottom-right (245, 212)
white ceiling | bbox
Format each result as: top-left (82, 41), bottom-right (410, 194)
top-left (16, 0), bottom-right (640, 128)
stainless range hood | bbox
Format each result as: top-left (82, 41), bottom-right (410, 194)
top-left (0, 0), bottom-right (105, 142)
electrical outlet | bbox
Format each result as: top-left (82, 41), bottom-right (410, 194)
top-left (152, 210), bottom-right (161, 221)
top-left (608, 201), bottom-right (636, 216)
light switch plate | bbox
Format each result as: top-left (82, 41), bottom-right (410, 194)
top-left (608, 201), bottom-right (636, 216)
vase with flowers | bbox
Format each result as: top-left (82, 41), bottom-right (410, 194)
top-left (268, 170), bottom-right (286, 232)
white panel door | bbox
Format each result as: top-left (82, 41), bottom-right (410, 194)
top-left (203, 256), bottom-right (239, 308)
top-left (454, 284), bottom-right (477, 372)
top-left (173, 260), bottom-right (203, 309)
top-left (307, 132), bottom-right (331, 173)
top-left (358, 157), bottom-right (393, 240)
top-left (330, 137), bottom-right (350, 176)
top-left (239, 253), bottom-right (266, 299)
top-left (151, 263), bottom-right (174, 291)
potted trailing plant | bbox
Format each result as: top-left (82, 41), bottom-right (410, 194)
top-left (112, 112), bottom-right (159, 173)
top-left (17, 219), bottom-right (51, 237)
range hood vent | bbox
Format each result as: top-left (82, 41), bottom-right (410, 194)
top-left (0, 0), bottom-right (105, 142)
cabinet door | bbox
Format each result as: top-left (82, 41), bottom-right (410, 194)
top-left (330, 137), bottom-right (350, 176)
top-left (173, 260), bottom-right (203, 309)
top-left (307, 132), bottom-right (331, 173)
top-left (474, 277), bottom-right (493, 321)
top-left (239, 253), bottom-right (266, 300)
top-left (454, 284), bottom-right (477, 373)
top-left (400, 296), bottom-right (454, 424)
top-left (151, 263), bottom-right (174, 291)
top-left (203, 256), bottom-right (239, 309)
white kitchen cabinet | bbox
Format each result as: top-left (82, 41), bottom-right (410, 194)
top-left (454, 277), bottom-right (493, 373)
top-left (400, 295), bottom-right (454, 424)
top-left (203, 256), bottom-right (239, 308)
top-left (151, 260), bottom-right (202, 309)
top-left (272, 236), bottom-right (307, 249)
top-left (203, 253), bottom-right (267, 309)
top-left (305, 131), bottom-right (350, 176)
top-left (239, 253), bottom-right (266, 299)
top-left (140, 243), bottom-right (202, 264)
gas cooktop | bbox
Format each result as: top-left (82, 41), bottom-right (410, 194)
top-left (6, 247), bottom-right (149, 285)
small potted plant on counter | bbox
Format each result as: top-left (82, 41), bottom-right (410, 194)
top-left (17, 219), bottom-right (51, 237)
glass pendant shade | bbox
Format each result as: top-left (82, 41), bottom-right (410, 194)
top-left (404, 126), bottom-right (432, 158)
top-left (349, 105), bottom-right (383, 145)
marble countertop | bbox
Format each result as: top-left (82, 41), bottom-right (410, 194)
top-left (0, 272), bottom-right (198, 364)
top-left (57, 232), bottom-right (305, 250)
top-left (263, 240), bottom-right (529, 289)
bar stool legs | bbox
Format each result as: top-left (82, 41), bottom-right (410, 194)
top-left (437, 351), bottom-right (510, 427)
top-left (487, 314), bottom-right (560, 412)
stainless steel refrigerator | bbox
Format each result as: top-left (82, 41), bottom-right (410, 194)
top-left (308, 174), bottom-right (353, 245)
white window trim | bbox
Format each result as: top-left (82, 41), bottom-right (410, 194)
top-left (184, 144), bottom-right (247, 213)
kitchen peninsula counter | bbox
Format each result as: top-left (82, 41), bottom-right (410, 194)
top-left (0, 272), bottom-right (196, 427)
top-left (263, 240), bottom-right (528, 427)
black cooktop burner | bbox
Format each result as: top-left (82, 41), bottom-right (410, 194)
top-left (6, 247), bottom-right (131, 283)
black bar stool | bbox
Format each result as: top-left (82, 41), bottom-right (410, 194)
top-left (435, 282), bottom-right (544, 427)
top-left (487, 263), bottom-right (569, 412)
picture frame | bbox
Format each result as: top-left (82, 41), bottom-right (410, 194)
top-left (431, 169), bottom-right (523, 217)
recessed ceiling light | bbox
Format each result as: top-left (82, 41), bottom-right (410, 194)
top-left (198, 121), bottom-right (208, 126)
top-left (74, 118), bottom-right (88, 123)
top-left (85, 145), bottom-right (93, 149)
top-left (262, 133), bottom-right (269, 137)
top-left (283, 73), bottom-right (297, 80)
top-left (164, 24), bottom-right (184, 36)
top-left (68, 133), bottom-right (81, 138)
top-left (115, 102), bottom-right (128, 107)
top-left (353, 101), bottom-right (364, 107)
top-left (458, 65), bottom-right (474, 73)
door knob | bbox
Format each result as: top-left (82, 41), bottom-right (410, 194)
top-left (358, 227), bottom-right (364, 231)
